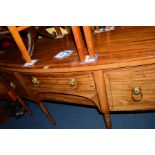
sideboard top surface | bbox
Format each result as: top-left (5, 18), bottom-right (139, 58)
top-left (1, 26), bottom-right (155, 72)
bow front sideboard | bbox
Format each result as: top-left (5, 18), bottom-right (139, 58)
top-left (1, 26), bottom-right (155, 128)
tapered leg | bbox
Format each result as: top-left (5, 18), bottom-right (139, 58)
top-left (17, 96), bottom-right (32, 115)
top-left (36, 100), bottom-right (56, 126)
top-left (7, 90), bottom-right (32, 115)
top-left (104, 113), bottom-right (112, 129)
top-left (93, 71), bottom-right (112, 129)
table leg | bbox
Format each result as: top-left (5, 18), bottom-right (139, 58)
top-left (104, 113), bottom-right (112, 129)
top-left (36, 100), bottom-right (56, 126)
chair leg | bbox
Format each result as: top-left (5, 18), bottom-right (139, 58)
top-left (7, 26), bottom-right (32, 63)
top-left (55, 26), bottom-right (62, 36)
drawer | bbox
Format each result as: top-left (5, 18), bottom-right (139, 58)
top-left (1, 72), bottom-right (28, 97)
top-left (22, 72), bottom-right (96, 93)
top-left (104, 64), bottom-right (155, 110)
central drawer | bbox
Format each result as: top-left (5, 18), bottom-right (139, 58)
top-left (104, 64), bottom-right (155, 111)
top-left (22, 72), bottom-right (96, 93)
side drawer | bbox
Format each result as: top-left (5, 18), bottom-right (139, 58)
top-left (21, 72), bottom-right (96, 93)
top-left (104, 64), bottom-right (155, 111)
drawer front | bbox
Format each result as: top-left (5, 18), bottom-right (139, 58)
top-left (1, 72), bottom-right (27, 97)
top-left (22, 72), bottom-right (96, 93)
top-left (104, 64), bottom-right (155, 110)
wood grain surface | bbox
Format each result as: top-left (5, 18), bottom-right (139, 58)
top-left (1, 27), bottom-right (155, 72)
top-left (104, 64), bottom-right (155, 111)
top-left (1, 26), bottom-right (155, 128)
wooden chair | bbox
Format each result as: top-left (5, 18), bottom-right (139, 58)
top-left (7, 26), bottom-right (96, 63)
top-left (71, 26), bottom-right (96, 62)
top-left (7, 26), bottom-right (59, 63)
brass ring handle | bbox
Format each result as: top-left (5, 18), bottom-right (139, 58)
top-left (132, 86), bottom-right (142, 101)
top-left (9, 81), bottom-right (16, 90)
top-left (69, 77), bottom-right (78, 90)
top-left (32, 77), bottom-right (40, 87)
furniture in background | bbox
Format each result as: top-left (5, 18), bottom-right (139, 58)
top-left (0, 76), bottom-right (32, 123)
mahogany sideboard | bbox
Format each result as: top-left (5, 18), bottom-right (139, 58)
top-left (1, 26), bottom-right (155, 128)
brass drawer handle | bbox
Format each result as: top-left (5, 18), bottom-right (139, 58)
top-left (69, 77), bottom-right (78, 90)
top-left (9, 81), bottom-right (16, 90)
top-left (132, 86), bottom-right (142, 101)
top-left (31, 77), bottom-right (40, 87)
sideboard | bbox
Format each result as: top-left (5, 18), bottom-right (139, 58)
top-left (1, 26), bottom-right (155, 128)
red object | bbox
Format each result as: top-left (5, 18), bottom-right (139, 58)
top-left (2, 41), bottom-right (13, 47)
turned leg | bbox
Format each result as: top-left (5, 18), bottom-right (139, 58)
top-left (36, 100), bottom-right (56, 126)
top-left (104, 113), bottom-right (112, 129)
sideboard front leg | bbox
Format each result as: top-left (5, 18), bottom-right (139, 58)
top-left (36, 100), bottom-right (56, 126)
top-left (93, 70), bottom-right (112, 129)
top-left (104, 113), bottom-right (112, 129)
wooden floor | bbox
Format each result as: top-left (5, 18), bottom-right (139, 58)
top-left (1, 26), bottom-right (155, 71)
